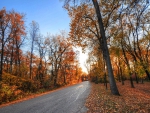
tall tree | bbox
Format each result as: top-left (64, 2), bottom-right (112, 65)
top-left (48, 34), bottom-right (70, 86)
top-left (29, 21), bottom-right (39, 79)
top-left (92, 0), bottom-right (120, 95)
top-left (35, 35), bottom-right (48, 84)
top-left (10, 11), bottom-right (26, 76)
top-left (0, 9), bottom-right (25, 81)
top-left (63, 0), bottom-right (120, 95)
top-left (0, 9), bottom-right (10, 81)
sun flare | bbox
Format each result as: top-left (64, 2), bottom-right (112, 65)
top-left (75, 48), bottom-right (88, 74)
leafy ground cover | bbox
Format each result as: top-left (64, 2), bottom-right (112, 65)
top-left (0, 73), bottom-right (65, 106)
top-left (0, 73), bottom-right (80, 107)
top-left (85, 81), bottom-right (150, 113)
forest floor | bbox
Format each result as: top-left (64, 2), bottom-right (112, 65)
top-left (85, 81), bottom-right (150, 113)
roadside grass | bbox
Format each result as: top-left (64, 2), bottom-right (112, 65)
top-left (85, 81), bottom-right (150, 113)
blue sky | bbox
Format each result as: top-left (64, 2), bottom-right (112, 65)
top-left (0, 0), bottom-right (70, 35)
top-left (0, 0), bottom-right (88, 73)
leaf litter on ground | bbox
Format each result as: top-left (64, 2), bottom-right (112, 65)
top-left (85, 81), bottom-right (150, 113)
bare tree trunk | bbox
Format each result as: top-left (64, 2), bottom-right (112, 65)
top-left (29, 21), bottom-right (39, 79)
top-left (6, 55), bottom-right (9, 73)
top-left (120, 66), bottom-right (124, 85)
top-left (15, 39), bottom-right (22, 77)
top-left (63, 67), bottom-right (67, 84)
top-left (29, 41), bottom-right (34, 79)
top-left (104, 73), bottom-right (107, 89)
top-left (130, 76), bottom-right (134, 88)
top-left (121, 39), bottom-right (134, 88)
top-left (0, 46), bottom-right (4, 81)
top-left (141, 78), bottom-right (144, 84)
top-left (92, 0), bottom-right (120, 95)
top-left (145, 70), bottom-right (150, 80)
top-left (118, 59), bottom-right (124, 85)
top-left (9, 39), bottom-right (15, 74)
top-left (0, 32), bottom-right (5, 81)
top-left (117, 65), bottom-right (121, 82)
top-left (135, 73), bottom-right (139, 84)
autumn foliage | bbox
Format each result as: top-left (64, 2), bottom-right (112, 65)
top-left (1, 0), bottom-right (150, 109)
top-left (0, 8), bottom-right (84, 104)
top-left (66, 0), bottom-right (150, 86)
top-left (86, 81), bottom-right (150, 113)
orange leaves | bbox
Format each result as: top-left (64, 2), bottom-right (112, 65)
top-left (67, 3), bottom-right (98, 48)
top-left (9, 11), bottom-right (26, 36)
top-left (86, 81), bottom-right (150, 113)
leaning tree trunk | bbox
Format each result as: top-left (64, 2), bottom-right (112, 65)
top-left (92, 0), bottom-right (120, 95)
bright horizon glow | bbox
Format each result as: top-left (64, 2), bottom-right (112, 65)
top-left (74, 47), bottom-right (88, 74)
top-left (79, 52), bottom-right (88, 74)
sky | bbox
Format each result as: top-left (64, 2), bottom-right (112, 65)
top-left (0, 0), bottom-right (70, 35)
top-left (0, 0), bottom-right (88, 73)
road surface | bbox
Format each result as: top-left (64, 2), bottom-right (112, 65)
top-left (0, 81), bottom-right (91, 113)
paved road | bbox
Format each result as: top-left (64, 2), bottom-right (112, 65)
top-left (0, 81), bottom-right (91, 113)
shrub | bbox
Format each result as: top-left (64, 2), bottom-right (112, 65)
top-left (0, 84), bottom-right (17, 104)
top-left (19, 80), bottom-right (40, 93)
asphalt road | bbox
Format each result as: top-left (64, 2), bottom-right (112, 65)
top-left (0, 81), bottom-right (91, 113)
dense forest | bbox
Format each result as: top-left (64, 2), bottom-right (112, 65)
top-left (0, 0), bottom-right (150, 104)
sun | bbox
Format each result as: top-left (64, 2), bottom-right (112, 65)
top-left (74, 47), bottom-right (88, 74)
top-left (79, 53), bottom-right (88, 73)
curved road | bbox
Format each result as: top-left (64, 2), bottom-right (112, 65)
top-left (0, 81), bottom-right (91, 113)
